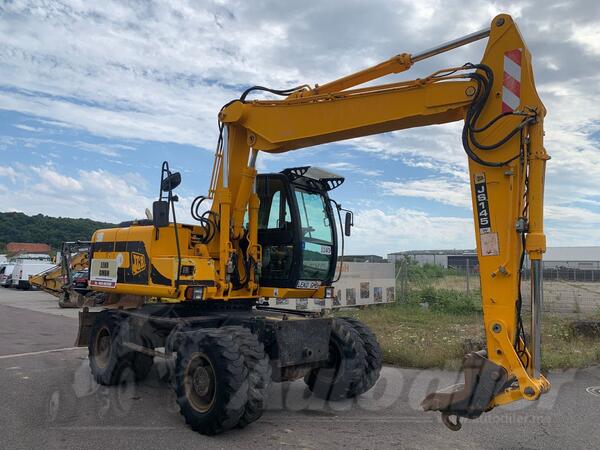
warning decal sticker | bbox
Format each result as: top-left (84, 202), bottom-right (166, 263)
top-left (480, 232), bottom-right (500, 257)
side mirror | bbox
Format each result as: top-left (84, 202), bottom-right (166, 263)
top-left (152, 200), bottom-right (169, 228)
top-left (344, 211), bottom-right (353, 237)
top-left (161, 172), bottom-right (181, 192)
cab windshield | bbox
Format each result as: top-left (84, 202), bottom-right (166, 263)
top-left (294, 188), bottom-right (334, 280)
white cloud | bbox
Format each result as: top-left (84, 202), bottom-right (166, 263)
top-left (31, 166), bottom-right (83, 192)
top-left (570, 22), bottom-right (600, 56)
top-left (350, 208), bottom-right (474, 255)
top-left (0, 164), bottom-right (160, 223)
top-left (13, 124), bottom-right (42, 132)
top-left (545, 205), bottom-right (600, 224)
top-left (0, 166), bottom-right (18, 183)
top-left (323, 162), bottom-right (383, 177)
top-left (380, 178), bottom-right (470, 208)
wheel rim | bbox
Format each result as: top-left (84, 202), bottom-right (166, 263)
top-left (94, 326), bottom-right (112, 369)
top-left (185, 352), bottom-right (216, 413)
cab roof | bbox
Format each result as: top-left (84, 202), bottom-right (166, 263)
top-left (280, 166), bottom-right (345, 191)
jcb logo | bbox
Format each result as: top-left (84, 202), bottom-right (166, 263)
top-left (130, 252), bottom-right (147, 276)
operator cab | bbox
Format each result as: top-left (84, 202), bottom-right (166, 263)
top-left (256, 166), bottom-right (345, 289)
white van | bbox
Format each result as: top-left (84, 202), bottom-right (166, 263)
top-left (11, 260), bottom-right (55, 290)
top-left (0, 264), bottom-right (15, 287)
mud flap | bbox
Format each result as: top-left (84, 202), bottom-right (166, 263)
top-left (75, 307), bottom-right (100, 347)
top-left (421, 351), bottom-right (511, 430)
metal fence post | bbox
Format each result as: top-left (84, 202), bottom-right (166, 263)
top-left (466, 258), bottom-right (470, 295)
top-left (404, 259), bottom-right (408, 297)
top-left (395, 261), bottom-right (405, 301)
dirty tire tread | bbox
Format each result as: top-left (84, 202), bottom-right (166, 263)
top-left (305, 318), bottom-right (368, 401)
top-left (226, 326), bottom-right (272, 428)
top-left (340, 317), bottom-right (382, 394)
top-left (174, 329), bottom-right (248, 435)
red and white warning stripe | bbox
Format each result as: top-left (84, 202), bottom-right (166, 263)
top-left (502, 49), bottom-right (522, 113)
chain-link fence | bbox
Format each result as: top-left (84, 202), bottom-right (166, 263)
top-left (394, 258), bottom-right (600, 317)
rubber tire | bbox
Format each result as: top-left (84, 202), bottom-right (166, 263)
top-left (174, 329), bottom-right (248, 435)
top-left (340, 317), bottom-right (382, 394)
top-left (88, 311), bottom-right (133, 386)
top-left (227, 326), bottom-right (272, 428)
top-left (304, 318), bottom-right (368, 401)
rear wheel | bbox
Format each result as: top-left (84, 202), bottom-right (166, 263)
top-left (88, 311), bottom-right (132, 386)
top-left (341, 318), bottom-right (382, 394)
top-left (174, 329), bottom-right (248, 435)
top-left (304, 318), bottom-right (367, 400)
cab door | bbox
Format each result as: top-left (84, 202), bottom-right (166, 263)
top-left (256, 174), bottom-right (300, 287)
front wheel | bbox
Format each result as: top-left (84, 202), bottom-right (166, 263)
top-left (174, 329), bottom-right (248, 435)
top-left (304, 318), bottom-right (368, 401)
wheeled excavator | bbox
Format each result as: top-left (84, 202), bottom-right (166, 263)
top-left (75, 14), bottom-right (549, 434)
top-left (29, 241), bottom-right (106, 308)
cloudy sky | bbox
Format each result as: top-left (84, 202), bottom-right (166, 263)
top-left (1, 0), bottom-right (599, 256)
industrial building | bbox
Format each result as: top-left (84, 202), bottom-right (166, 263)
top-left (387, 249), bottom-right (478, 269)
top-left (524, 246), bottom-right (600, 270)
top-left (388, 247), bottom-right (600, 270)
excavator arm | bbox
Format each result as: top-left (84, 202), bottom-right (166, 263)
top-left (212, 14), bottom-right (549, 427)
top-left (30, 242), bottom-right (89, 296)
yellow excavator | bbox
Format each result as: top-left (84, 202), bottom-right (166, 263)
top-left (75, 14), bottom-right (549, 434)
top-left (30, 241), bottom-right (104, 308)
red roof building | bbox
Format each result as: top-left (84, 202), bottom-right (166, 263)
top-left (6, 242), bottom-right (52, 255)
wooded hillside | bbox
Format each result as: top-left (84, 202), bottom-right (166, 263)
top-left (0, 212), bottom-right (116, 252)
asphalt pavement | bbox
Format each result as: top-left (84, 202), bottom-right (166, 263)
top-left (1, 288), bottom-right (599, 449)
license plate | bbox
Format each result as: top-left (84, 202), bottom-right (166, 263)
top-left (296, 280), bottom-right (321, 289)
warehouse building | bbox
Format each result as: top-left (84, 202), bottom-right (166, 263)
top-left (387, 249), bottom-right (478, 269)
top-left (342, 255), bottom-right (387, 263)
top-left (524, 246), bottom-right (600, 270)
top-left (388, 246), bottom-right (600, 271)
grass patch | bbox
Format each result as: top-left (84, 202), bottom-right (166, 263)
top-left (538, 317), bottom-right (600, 369)
top-left (406, 286), bottom-right (481, 315)
top-left (336, 300), bottom-right (483, 371)
top-left (334, 291), bottom-right (600, 371)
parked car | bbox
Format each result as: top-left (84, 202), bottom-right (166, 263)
top-left (11, 260), bottom-right (56, 290)
top-left (0, 264), bottom-right (15, 287)
top-left (72, 270), bottom-right (89, 291)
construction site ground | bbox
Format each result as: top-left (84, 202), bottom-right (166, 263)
top-left (1, 288), bottom-right (599, 449)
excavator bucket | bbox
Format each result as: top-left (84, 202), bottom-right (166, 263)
top-left (421, 351), bottom-right (511, 430)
